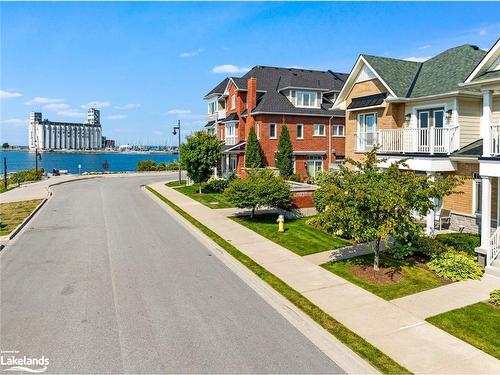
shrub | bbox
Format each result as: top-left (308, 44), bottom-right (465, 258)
top-left (427, 252), bottom-right (483, 281)
top-left (137, 160), bottom-right (158, 171)
top-left (489, 289), bottom-right (500, 307)
top-left (203, 177), bottom-right (228, 193)
top-left (288, 174), bottom-right (301, 182)
top-left (224, 169), bottom-right (292, 217)
top-left (435, 233), bottom-right (480, 256)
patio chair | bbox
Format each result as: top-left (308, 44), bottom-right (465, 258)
top-left (436, 208), bottom-right (451, 230)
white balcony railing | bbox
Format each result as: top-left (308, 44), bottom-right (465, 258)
top-left (490, 125), bottom-right (500, 156)
top-left (488, 226), bottom-right (500, 266)
top-left (225, 135), bottom-right (238, 146)
top-left (358, 126), bottom-right (460, 154)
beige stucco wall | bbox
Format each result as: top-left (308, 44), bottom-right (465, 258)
top-left (458, 97), bottom-right (481, 147)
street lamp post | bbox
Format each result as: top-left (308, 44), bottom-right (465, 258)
top-left (173, 120), bottom-right (181, 183)
top-left (35, 148), bottom-right (42, 173)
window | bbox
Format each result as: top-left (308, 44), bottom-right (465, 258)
top-left (208, 101), bottom-right (217, 114)
top-left (230, 155), bottom-right (238, 171)
top-left (313, 124), bottom-right (325, 136)
top-left (296, 124), bottom-right (304, 139)
top-left (296, 91), bottom-right (317, 108)
top-left (269, 123), bottom-right (277, 139)
top-left (231, 94), bottom-right (236, 109)
top-left (306, 156), bottom-right (323, 178)
top-left (225, 123), bottom-right (237, 145)
top-left (473, 173), bottom-right (482, 215)
top-left (256, 122), bottom-right (260, 140)
top-left (357, 113), bottom-right (377, 151)
top-left (332, 125), bottom-right (344, 137)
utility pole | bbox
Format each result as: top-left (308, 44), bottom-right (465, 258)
top-left (35, 148), bottom-right (42, 174)
top-left (3, 157), bottom-right (7, 191)
top-left (173, 120), bottom-right (181, 183)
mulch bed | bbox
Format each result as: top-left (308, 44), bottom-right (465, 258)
top-left (349, 264), bottom-right (404, 284)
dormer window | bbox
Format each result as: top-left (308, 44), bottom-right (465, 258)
top-left (296, 91), bottom-right (317, 108)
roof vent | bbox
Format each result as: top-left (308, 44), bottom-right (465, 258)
top-left (471, 45), bottom-right (479, 50)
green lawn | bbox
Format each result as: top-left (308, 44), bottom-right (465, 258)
top-left (231, 214), bottom-right (351, 256)
top-left (427, 302), bottom-right (500, 359)
top-left (146, 185), bottom-right (409, 374)
top-left (165, 180), bottom-right (187, 187)
top-left (0, 199), bottom-right (43, 236)
top-left (322, 254), bottom-right (445, 300)
top-left (165, 182), bottom-right (234, 209)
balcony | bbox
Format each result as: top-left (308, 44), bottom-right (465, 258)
top-left (490, 124), bottom-right (500, 156)
top-left (357, 126), bottom-right (460, 155)
top-left (225, 135), bottom-right (238, 146)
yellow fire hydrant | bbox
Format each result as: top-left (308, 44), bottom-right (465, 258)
top-left (277, 214), bottom-right (285, 233)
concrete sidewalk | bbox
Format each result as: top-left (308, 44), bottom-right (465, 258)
top-left (149, 181), bottom-right (500, 374)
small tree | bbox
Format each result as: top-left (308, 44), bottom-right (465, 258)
top-left (180, 131), bottom-right (222, 193)
top-left (225, 169), bottom-right (292, 218)
top-left (275, 124), bottom-right (294, 178)
top-left (245, 127), bottom-right (264, 168)
top-left (2, 143), bottom-right (9, 149)
top-left (313, 149), bottom-right (462, 270)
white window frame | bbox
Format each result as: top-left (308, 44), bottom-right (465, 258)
top-left (357, 113), bottom-right (377, 151)
top-left (296, 91), bottom-right (317, 108)
top-left (256, 122), bottom-right (260, 140)
top-left (332, 125), bottom-right (345, 137)
top-left (208, 100), bottom-right (217, 115)
top-left (231, 94), bottom-right (236, 109)
top-left (306, 156), bottom-right (323, 178)
top-left (313, 124), bottom-right (326, 137)
top-left (269, 123), bottom-right (277, 139)
top-left (292, 156), bottom-right (296, 174)
top-left (296, 123), bottom-right (304, 139)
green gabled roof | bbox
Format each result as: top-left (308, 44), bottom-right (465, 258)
top-left (362, 45), bottom-right (487, 99)
top-left (471, 69), bottom-right (500, 83)
top-left (362, 55), bottom-right (420, 97)
top-left (409, 45), bottom-right (487, 97)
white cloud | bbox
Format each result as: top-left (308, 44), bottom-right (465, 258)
top-left (418, 44), bottom-right (431, 50)
top-left (106, 114), bottom-right (127, 120)
top-left (80, 101), bottom-right (111, 109)
top-left (25, 96), bottom-right (63, 105)
top-left (167, 109), bottom-right (192, 115)
top-left (0, 90), bottom-right (22, 99)
top-left (404, 56), bottom-right (431, 63)
top-left (114, 103), bottom-right (141, 110)
top-left (212, 64), bottom-right (251, 74)
top-left (2, 118), bottom-right (27, 127)
top-left (57, 109), bottom-right (86, 118)
top-left (479, 29), bottom-right (488, 36)
top-left (43, 103), bottom-right (70, 111)
top-left (180, 48), bottom-right (204, 58)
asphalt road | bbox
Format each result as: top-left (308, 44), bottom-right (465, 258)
top-left (1, 175), bottom-right (343, 374)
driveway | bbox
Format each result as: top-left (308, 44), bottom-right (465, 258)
top-left (0, 175), bottom-right (343, 373)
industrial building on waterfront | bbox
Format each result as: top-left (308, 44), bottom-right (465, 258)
top-left (29, 108), bottom-right (104, 150)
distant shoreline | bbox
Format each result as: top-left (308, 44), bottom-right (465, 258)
top-left (0, 149), bottom-right (178, 155)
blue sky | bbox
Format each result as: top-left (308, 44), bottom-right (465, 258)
top-left (1, 1), bottom-right (499, 146)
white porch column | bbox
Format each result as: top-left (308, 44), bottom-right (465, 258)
top-left (480, 176), bottom-right (492, 263)
top-left (481, 90), bottom-right (493, 156)
top-left (425, 173), bottom-right (436, 236)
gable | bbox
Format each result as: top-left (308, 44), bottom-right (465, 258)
top-left (355, 65), bottom-right (377, 83)
top-left (465, 39), bottom-right (500, 84)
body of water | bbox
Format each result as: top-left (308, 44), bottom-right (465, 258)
top-left (0, 150), bottom-right (178, 174)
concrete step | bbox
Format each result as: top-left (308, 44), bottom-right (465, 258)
top-left (485, 265), bottom-right (500, 278)
top-left (491, 257), bottom-right (500, 268)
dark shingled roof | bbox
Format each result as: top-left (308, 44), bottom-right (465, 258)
top-left (450, 139), bottom-right (483, 158)
top-left (361, 45), bottom-right (487, 99)
top-left (204, 78), bottom-right (229, 98)
top-left (470, 69), bottom-right (500, 83)
top-left (347, 93), bottom-right (387, 110)
top-left (223, 112), bottom-right (239, 122)
top-left (205, 65), bottom-right (348, 117)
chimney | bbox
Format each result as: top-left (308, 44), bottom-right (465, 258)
top-left (246, 77), bottom-right (257, 139)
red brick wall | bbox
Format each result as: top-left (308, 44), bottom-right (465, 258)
top-left (291, 190), bottom-right (315, 208)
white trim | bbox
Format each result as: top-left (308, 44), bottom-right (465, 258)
top-left (378, 155), bottom-right (457, 172)
top-left (269, 123), bottom-right (277, 139)
top-left (472, 174), bottom-right (482, 216)
top-left (464, 39), bottom-right (500, 84)
top-left (248, 111), bottom-right (344, 117)
top-left (312, 123), bottom-right (326, 137)
top-left (296, 123), bottom-right (304, 139)
top-left (332, 124), bottom-right (345, 137)
top-left (280, 86), bottom-right (330, 92)
top-left (346, 104), bottom-right (386, 112)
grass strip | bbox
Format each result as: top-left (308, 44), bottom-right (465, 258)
top-left (0, 199), bottom-right (43, 236)
top-left (146, 185), bottom-right (410, 374)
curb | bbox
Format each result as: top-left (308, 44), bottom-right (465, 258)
top-left (142, 184), bottom-right (379, 375)
top-left (0, 176), bottom-right (101, 252)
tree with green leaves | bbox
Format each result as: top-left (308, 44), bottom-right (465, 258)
top-left (275, 123), bottom-right (294, 178)
top-left (312, 148), bottom-right (462, 270)
top-left (244, 127), bottom-right (264, 168)
top-left (224, 169), bottom-right (292, 218)
top-left (180, 131), bottom-right (222, 193)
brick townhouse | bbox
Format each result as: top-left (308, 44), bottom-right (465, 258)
top-left (203, 66), bottom-right (348, 180)
top-left (333, 40), bottom-right (500, 267)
